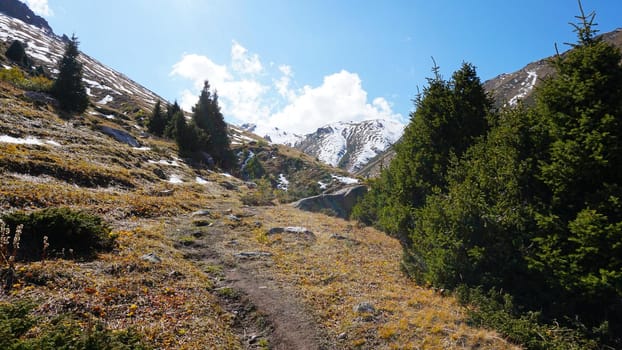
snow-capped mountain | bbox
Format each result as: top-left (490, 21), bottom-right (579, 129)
top-left (295, 119), bottom-right (404, 173)
top-left (0, 8), bottom-right (163, 112)
top-left (239, 123), bottom-right (304, 147)
top-left (241, 119), bottom-right (404, 173)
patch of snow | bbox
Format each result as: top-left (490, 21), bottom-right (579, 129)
top-left (240, 150), bottom-right (255, 170)
top-left (85, 87), bottom-right (94, 96)
top-left (45, 140), bottom-right (62, 147)
top-left (231, 135), bottom-right (255, 145)
top-left (0, 135), bottom-right (43, 145)
top-left (196, 176), bottom-right (208, 185)
top-left (0, 135), bottom-right (60, 147)
top-left (27, 50), bottom-right (52, 64)
top-left (220, 172), bottom-right (233, 178)
top-left (277, 173), bottom-right (289, 191)
top-left (332, 174), bottom-right (359, 185)
top-left (149, 159), bottom-right (180, 167)
top-left (509, 70), bottom-right (538, 106)
top-left (133, 146), bottom-right (151, 151)
top-left (104, 114), bottom-right (115, 119)
top-left (97, 95), bottom-right (114, 105)
top-left (3, 65), bottom-right (11, 69)
top-left (255, 126), bottom-right (303, 146)
top-left (168, 175), bottom-right (183, 184)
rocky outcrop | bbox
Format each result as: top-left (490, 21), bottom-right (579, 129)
top-left (291, 185), bottom-right (367, 219)
top-left (99, 126), bottom-right (140, 147)
top-left (0, 0), bottom-right (53, 33)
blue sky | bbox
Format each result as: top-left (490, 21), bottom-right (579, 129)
top-left (24, 0), bottom-right (622, 134)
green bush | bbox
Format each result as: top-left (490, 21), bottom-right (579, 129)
top-left (0, 301), bottom-right (151, 350)
top-left (240, 178), bottom-right (275, 206)
top-left (455, 286), bottom-right (597, 350)
top-left (1, 207), bottom-right (114, 261)
top-left (0, 67), bottom-right (53, 92)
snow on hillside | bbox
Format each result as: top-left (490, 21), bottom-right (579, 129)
top-left (0, 12), bottom-right (163, 109)
top-left (296, 119), bottom-right (404, 172)
top-left (240, 119), bottom-right (404, 173)
top-left (508, 70), bottom-right (538, 106)
top-left (240, 123), bottom-right (304, 146)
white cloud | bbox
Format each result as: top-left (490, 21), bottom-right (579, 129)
top-left (178, 89), bottom-right (199, 112)
top-left (170, 54), bottom-right (231, 90)
top-left (22, 0), bottom-right (53, 17)
top-left (274, 64), bottom-right (295, 101)
top-left (170, 42), bottom-right (402, 136)
top-left (262, 70), bottom-right (401, 135)
top-left (231, 40), bottom-right (263, 75)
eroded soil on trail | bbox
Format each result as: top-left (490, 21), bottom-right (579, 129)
top-left (168, 200), bottom-right (518, 350)
top-left (172, 206), bottom-right (337, 350)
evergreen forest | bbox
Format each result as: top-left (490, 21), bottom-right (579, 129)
top-left (353, 9), bottom-right (622, 349)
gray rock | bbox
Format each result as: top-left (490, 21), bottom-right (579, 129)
top-left (192, 219), bottom-right (211, 227)
top-left (227, 214), bottom-right (241, 222)
top-left (155, 189), bottom-right (174, 197)
top-left (234, 251), bottom-right (273, 259)
top-left (353, 301), bottom-right (375, 314)
top-left (191, 209), bottom-right (211, 217)
top-left (330, 233), bottom-right (360, 245)
top-left (267, 226), bottom-right (315, 238)
top-left (292, 185), bottom-right (367, 219)
top-left (220, 181), bottom-right (238, 190)
top-left (152, 168), bottom-right (166, 179)
top-left (24, 91), bottom-right (57, 106)
top-left (140, 252), bottom-right (162, 263)
top-left (100, 126), bottom-right (140, 147)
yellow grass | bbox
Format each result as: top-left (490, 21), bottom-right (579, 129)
top-left (227, 206), bottom-right (520, 349)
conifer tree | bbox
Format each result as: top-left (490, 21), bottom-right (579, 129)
top-left (147, 100), bottom-right (166, 136)
top-left (52, 34), bottom-right (88, 113)
top-left (527, 6), bottom-right (622, 334)
top-left (163, 101), bottom-right (181, 139)
top-left (6, 40), bottom-right (28, 67)
top-left (353, 62), bottom-right (492, 248)
top-left (191, 81), bottom-right (235, 169)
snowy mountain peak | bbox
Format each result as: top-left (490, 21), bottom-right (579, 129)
top-left (295, 119), bottom-right (404, 173)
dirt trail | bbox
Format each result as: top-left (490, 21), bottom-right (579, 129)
top-left (173, 208), bottom-right (335, 350)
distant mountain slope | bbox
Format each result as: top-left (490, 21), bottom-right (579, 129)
top-left (484, 27), bottom-right (622, 106)
top-left (241, 119), bottom-right (404, 174)
top-left (295, 119), bottom-right (403, 173)
top-left (0, 11), bottom-right (163, 112)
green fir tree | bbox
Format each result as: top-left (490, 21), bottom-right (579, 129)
top-left (52, 34), bottom-right (88, 113)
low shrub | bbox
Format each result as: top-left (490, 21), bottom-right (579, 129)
top-left (240, 178), bottom-right (275, 206)
top-left (455, 285), bottom-right (598, 350)
top-left (0, 300), bottom-right (151, 350)
top-left (0, 67), bottom-right (53, 92)
top-left (1, 207), bottom-right (114, 261)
